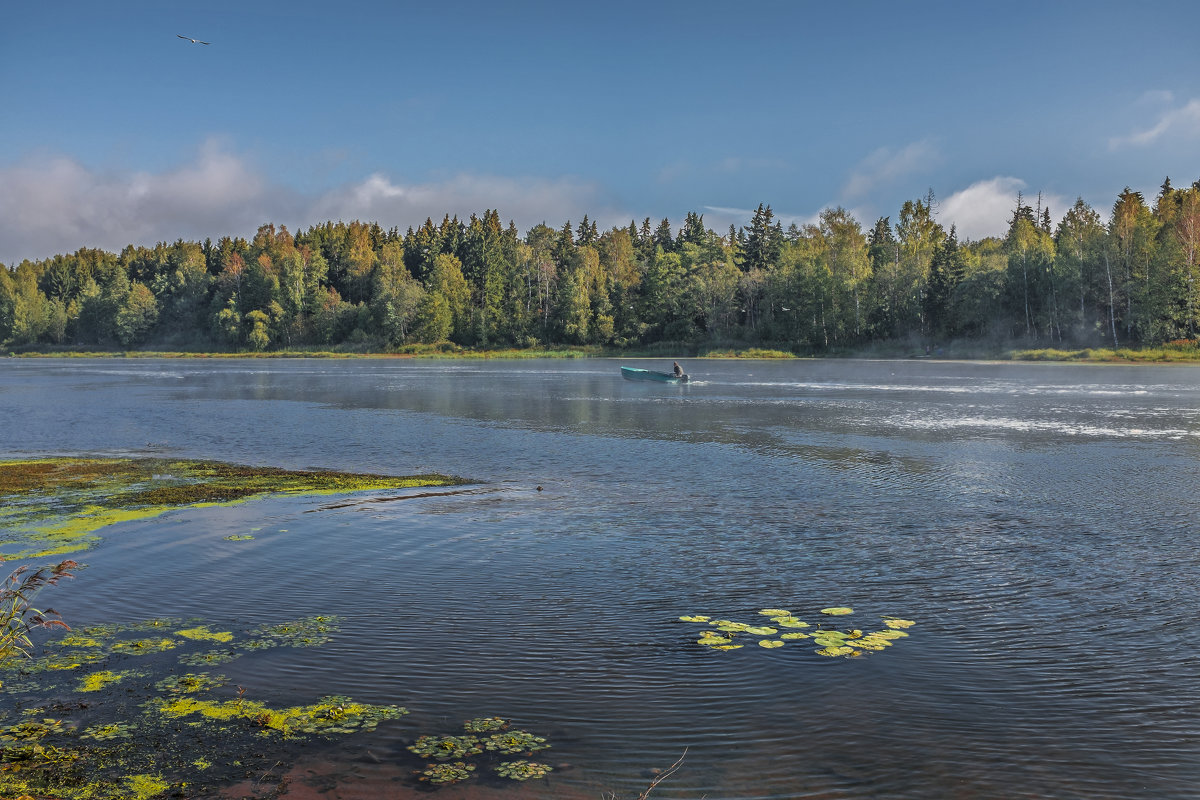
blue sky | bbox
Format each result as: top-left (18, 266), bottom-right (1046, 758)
top-left (2, 0), bottom-right (1198, 264)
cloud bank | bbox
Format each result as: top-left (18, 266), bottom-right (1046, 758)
top-left (0, 144), bottom-right (620, 265)
top-left (938, 177), bottom-right (1066, 241)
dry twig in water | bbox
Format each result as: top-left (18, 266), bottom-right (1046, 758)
top-left (605, 748), bottom-right (688, 800)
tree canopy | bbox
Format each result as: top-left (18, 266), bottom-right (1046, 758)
top-left (5, 176), bottom-right (1200, 352)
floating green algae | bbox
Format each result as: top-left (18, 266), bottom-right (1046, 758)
top-left (679, 606), bottom-right (916, 659)
top-left (110, 637), bottom-right (178, 655)
top-left (0, 613), bottom-right (411, 799)
top-left (151, 693), bottom-right (407, 737)
top-left (175, 626), bottom-right (233, 643)
top-left (78, 669), bottom-right (145, 693)
top-left (0, 457), bottom-right (468, 559)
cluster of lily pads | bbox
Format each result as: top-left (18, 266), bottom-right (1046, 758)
top-left (410, 716), bottom-right (554, 786)
top-left (679, 607), bottom-right (916, 658)
top-left (0, 613), bottom-right (410, 799)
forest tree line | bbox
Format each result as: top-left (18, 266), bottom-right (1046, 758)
top-left (2, 176), bottom-right (1199, 352)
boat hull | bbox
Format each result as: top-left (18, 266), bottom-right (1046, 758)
top-left (621, 366), bottom-right (688, 383)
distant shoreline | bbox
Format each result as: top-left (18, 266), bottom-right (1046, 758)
top-left (6, 345), bottom-right (1200, 364)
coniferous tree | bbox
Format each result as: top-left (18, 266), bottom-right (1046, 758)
top-left (925, 226), bottom-right (963, 337)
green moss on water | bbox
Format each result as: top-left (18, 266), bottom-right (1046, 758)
top-left (153, 694), bottom-right (407, 737)
top-left (175, 626), bottom-right (233, 643)
top-left (78, 669), bottom-right (144, 692)
top-left (124, 773), bottom-right (170, 800)
top-left (0, 457), bottom-right (469, 558)
top-left (110, 637), bottom-right (178, 655)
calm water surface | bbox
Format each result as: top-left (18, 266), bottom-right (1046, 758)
top-left (2, 357), bottom-right (1199, 799)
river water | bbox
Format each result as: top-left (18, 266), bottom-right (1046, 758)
top-left (2, 357), bottom-right (1199, 799)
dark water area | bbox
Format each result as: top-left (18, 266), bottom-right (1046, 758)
top-left (2, 357), bottom-right (1199, 799)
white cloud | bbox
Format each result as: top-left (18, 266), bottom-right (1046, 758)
top-left (0, 142), bottom-right (288, 265)
top-left (1109, 98), bottom-right (1200, 149)
top-left (842, 140), bottom-right (939, 200)
top-left (938, 177), bottom-right (1068, 241)
top-left (0, 144), bottom-right (623, 265)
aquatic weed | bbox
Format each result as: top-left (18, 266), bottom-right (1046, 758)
top-left (408, 734), bottom-right (483, 759)
top-left (495, 759), bottom-right (553, 780)
top-left (418, 761), bottom-right (476, 784)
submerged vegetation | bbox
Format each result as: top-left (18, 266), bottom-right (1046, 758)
top-left (0, 457), bottom-right (467, 558)
top-left (679, 607), bottom-right (916, 658)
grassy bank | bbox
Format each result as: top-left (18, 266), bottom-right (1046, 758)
top-left (1010, 345), bottom-right (1200, 363)
top-left (9, 342), bottom-right (1200, 363)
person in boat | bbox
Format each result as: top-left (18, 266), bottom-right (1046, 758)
top-left (672, 361), bottom-right (684, 378)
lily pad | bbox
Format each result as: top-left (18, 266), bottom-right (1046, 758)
top-left (779, 632), bottom-right (810, 640)
top-left (758, 608), bottom-right (791, 616)
top-left (758, 640), bottom-right (784, 649)
top-left (820, 607), bottom-right (854, 616)
top-left (871, 629), bottom-right (908, 640)
top-left (743, 626), bottom-right (777, 636)
top-left (772, 617), bottom-right (810, 628)
top-left (812, 636), bottom-right (849, 649)
top-left (851, 636), bottom-right (891, 651)
top-left (678, 615), bottom-right (710, 623)
top-left (816, 645), bottom-right (855, 657)
top-left (710, 644), bottom-right (743, 650)
top-left (710, 619), bottom-right (750, 630)
top-left (697, 636), bottom-right (733, 646)
top-left (884, 618), bottom-right (916, 629)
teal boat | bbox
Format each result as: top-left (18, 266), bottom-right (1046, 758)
top-left (621, 366), bottom-right (689, 383)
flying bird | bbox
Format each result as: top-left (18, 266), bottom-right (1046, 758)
top-left (177, 34), bottom-right (211, 45)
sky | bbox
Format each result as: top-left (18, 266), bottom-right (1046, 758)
top-left (2, 0), bottom-right (1199, 265)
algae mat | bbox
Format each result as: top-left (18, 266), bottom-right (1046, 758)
top-left (0, 458), bottom-right (468, 559)
top-left (0, 613), bottom-right (411, 799)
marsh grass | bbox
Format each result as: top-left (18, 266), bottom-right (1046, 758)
top-left (1011, 344), bottom-right (1200, 362)
top-left (0, 559), bottom-right (76, 662)
top-left (700, 347), bottom-right (796, 358)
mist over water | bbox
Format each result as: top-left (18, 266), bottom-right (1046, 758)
top-left (3, 357), bottom-right (1199, 799)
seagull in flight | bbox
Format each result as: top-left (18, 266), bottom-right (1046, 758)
top-left (177, 34), bottom-right (211, 45)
